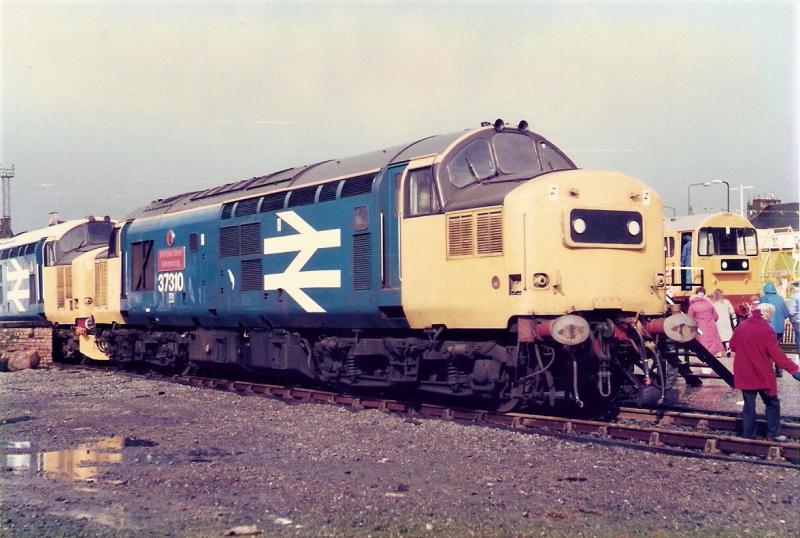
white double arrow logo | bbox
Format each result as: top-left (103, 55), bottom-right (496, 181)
top-left (263, 211), bottom-right (341, 313)
top-left (4, 259), bottom-right (29, 312)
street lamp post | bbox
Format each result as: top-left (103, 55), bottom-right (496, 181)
top-left (687, 182), bottom-right (707, 215)
top-left (687, 180), bottom-right (731, 215)
top-left (731, 184), bottom-right (754, 216)
top-left (710, 179), bottom-right (730, 212)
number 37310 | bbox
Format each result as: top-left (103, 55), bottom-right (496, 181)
top-left (157, 271), bottom-right (185, 292)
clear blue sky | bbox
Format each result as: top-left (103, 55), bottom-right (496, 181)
top-left (1, 0), bottom-right (797, 232)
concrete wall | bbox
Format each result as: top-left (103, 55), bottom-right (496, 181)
top-left (0, 326), bottom-right (53, 365)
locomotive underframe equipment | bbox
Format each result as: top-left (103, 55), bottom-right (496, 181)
top-left (88, 310), bottom-right (695, 414)
top-left (53, 326), bottom-right (81, 363)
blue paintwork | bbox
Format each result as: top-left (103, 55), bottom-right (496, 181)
top-left (0, 241), bottom-right (45, 322)
top-left (121, 173), bottom-right (409, 331)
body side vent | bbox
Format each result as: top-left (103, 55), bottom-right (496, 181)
top-left (447, 214), bottom-right (474, 258)
top-left (65, 267), bottom-right (73, 309)
top-left (318, 182), bottom-right (339, 203)
top-left (234, 197), bottom-right (260, 217)
top-left (220, 226), bottom-right (240, 258)
top-left (94, 260), bottom-right (108, 308)
top-left (221, 202), bottom-right (235, 220)
top-left (287, 186), bottom-right (318, 208)
top-left (240, 223), bottom-right (262, 255)
top-left (260, 192), bottom-right (287, 213)
top-left (57, 267), bottom-right (66, 309)
top-left (352, 233), bottom-right (372, 290)
top-left (240, 259), bottom-right (263, 292)
top-left (476, 210), bottom-right (503, 255)
top-left (341, 174), bottom-right (375, 198)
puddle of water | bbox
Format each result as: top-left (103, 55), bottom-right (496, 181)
top-left (4, 436), bottom-right (124, 481)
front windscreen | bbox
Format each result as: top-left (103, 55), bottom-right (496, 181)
top-left (494, 133), bottom-right (539, 174)
top-left (87, 221), bottom-right (114, 246)
top-left (698, 227), bottom-right (758, 256)
top-left (447, 132), bottom-right (575, 189)
top-left (448, 139), bottom-right (496, 187)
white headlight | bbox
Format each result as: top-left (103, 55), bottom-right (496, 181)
top-left (742, 261), bottom-right (748, 269)
top-left (627, 220), bottom-right (641, 236)
top-left (572, 217), bottom-right (587, 234)
top-left (722, 261), bottom-right (728, 269)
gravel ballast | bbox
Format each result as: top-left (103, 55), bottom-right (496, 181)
top-left (1, 367), bottom-right (798, 537)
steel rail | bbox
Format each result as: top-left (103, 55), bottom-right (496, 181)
top-left (170, 374), bottom-right (800, 467)
top-left (616, 407), bottom-right (800, 441)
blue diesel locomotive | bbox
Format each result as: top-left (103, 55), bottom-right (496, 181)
top-left (7, 121), bottom-right (697, 409)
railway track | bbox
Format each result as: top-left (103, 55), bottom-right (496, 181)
top-left (170, 372), bottom-right (799, 467)
top-left (52, 363), bottom-right (800, 467)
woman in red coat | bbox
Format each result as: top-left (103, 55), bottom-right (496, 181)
top-left (730, 304), bottom-right (800, 441)
top-left (687, 288), bottom-right (725, 356)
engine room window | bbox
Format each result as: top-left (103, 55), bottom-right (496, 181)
top-left (448, 139), bottom-right (496, 188)
top-left (406, 167), bottom-right (440, 217)
top-left (493, 133), bottom-right (539, 174)
top-left (353, 206), bottom-right (369, 231)
top-left (131, 240), bottom-right (155, 291)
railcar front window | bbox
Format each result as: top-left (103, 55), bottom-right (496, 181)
top-left (738, 228), bottom-right (758, 255)
top-left (698, 227), bottom-right (759, 256)
top-left (493, 133), bottom-right (540, 174)
top-left (448, 139), bottom-right (496, 188)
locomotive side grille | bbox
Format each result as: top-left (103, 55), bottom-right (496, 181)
top-left (318, 182), bottom-right (339, 203)
top-left (234, 197), bottom-right (260, 217)
top-left (260, 192), bottom-right (287, 213)
top-left (65, 267), bottom-right (72, 308)
top-left (221, 203), bottom-right (235, 220)
top-left (287, 186), bottom-right (318, 208)
top-left (352, 233), bottom-right (372, 290)
top-left (219, 226), bottom-right (240, 257)
top-left (240, 259), bottom-right (263, 292)
top-left (341, 174), bottom-right (375, 198)
top-left (447, 214), bottom-right (474, 258)
top-left (240, 223), bottom-right (262, 256)
top-left (57, 267), bottom-right (65, 309)
top-left (94, 260), bottom-right (108, 309)
top-left (476, 210), bottom-right (503, 255)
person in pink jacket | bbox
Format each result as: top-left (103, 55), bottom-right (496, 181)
top-left (687, 287), bottom-right (725, 356)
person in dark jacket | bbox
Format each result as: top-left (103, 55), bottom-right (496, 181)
top-left (730, 303), bottom-right (800, 442)
top-left (759, 282), bottom-right (790, 341)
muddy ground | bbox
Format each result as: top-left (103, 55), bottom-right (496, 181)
top-left (1, 367), bottom-right (798, 537)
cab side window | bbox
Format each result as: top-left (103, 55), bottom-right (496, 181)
top-left (405, 167), bottom-right (440, 217)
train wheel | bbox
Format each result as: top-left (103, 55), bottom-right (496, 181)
top-left (494, 397), bottom-right (521, 413)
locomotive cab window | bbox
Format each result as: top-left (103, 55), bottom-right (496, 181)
top-left (698, 227), bottom-right (758, 256)
top-left (493, 133), bottom-right (539, 174)
top-left (664, 237), bottom-right (675, 258)
top-left (406, 167), bottom-right (440, 217)
top-left (449, 139), bottom-right (496, 187)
